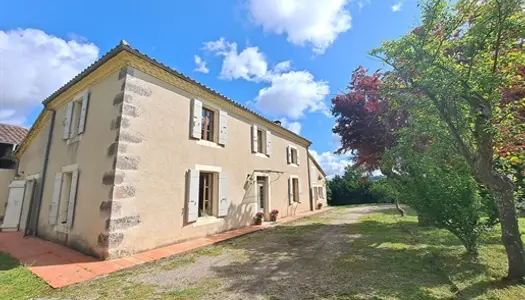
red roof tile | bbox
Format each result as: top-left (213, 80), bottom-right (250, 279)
top-left (0, 123), bottom-right (28, 145)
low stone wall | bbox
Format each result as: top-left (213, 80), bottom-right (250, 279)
top-left (0, 169), bottom-right (15, 218)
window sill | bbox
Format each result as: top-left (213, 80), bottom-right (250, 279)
top-left (192, 216), bottom-right (222, 227)
top-left (66, 135), bottom-right (82, 145)
top-left (255, 152), bottom-right (269, 158)
top-left (288, 163), bottom-right (299, 167)
top-left (196, 139), bottom-right (223, 149)
top-left (54, 224), bottom-right (70, 234)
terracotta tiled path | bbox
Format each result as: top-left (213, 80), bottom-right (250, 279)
top-left (0, 208), bottom-right (330, 288)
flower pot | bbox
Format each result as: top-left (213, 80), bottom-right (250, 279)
top-left (255, 218), bottom-right (263, 225)
top-left (270, 215), bottom-right (277, 222)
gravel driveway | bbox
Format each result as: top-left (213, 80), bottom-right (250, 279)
top-left (131, 205), bottom-right (395, 300)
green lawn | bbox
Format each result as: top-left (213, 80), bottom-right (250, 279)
top-left (1, 208), bottom-right (524, 299)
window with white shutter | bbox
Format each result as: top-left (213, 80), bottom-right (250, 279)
top-left (288, 146), bottom-right (299, 165)
top-left (186, 169), bottom-right (200, 222)
top-left (288, 177), bottom-right (299, 204)
top-left (190, 99), bottom-right (203, 139)
top-left (265, 131), bottom-right (272, 155)
top-left (218, 172), bottom-right (228, 217)
top-left (252, 125), bottom-right (258, 152)
top-left (78, 91), bottom-right (90, 134)
top-left (49, 173), bottom-right (63, 224)
top-left (63, 102), bottom-right (73, 140)
top-left (50, 165), bottom-right (80, 229)
top-left (64, 91), bottom-right (89, 142)
top-left (218, 111), bottom-right (228, 145)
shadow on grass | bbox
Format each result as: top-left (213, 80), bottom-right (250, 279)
top-left (0, 252), bottom-right (20, 271)
top-left (208, 212), bottom-right (496, 300)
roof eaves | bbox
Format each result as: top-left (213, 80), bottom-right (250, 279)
top-left (41, 40), bottom-right (311, 145)
top-left (120, 45), bottom-right (312, 145)
top-left (308, 152), bottom-right (327, 177)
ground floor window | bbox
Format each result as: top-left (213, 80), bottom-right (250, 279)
top-left (199, 172), bottom-right (215, 217)
top-left (292, 178), bottom-right (299, 202)
top-left (58, 172), bottom-right (73, 224)
top-left (317, 187), bottom-right (324, 199)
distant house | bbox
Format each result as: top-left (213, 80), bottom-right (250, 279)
top-left (308, 153), bottom-right (327, 208)
top-left (0, 123), bottom-right (28, 221)
top-left (0, 123), bottom-right (27, 169)
top-left (1, 41), bottom-right (326, 259)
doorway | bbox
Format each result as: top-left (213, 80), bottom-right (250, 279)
top-left (256, 176), bottom-right (268, 219)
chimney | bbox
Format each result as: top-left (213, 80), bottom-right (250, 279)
top-left (273, 120), bottom-right (282, 126)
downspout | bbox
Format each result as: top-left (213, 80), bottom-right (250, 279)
top-left (28, 106), bottom-right (56, 236)
top-left (306, 146), bottom-right (314, 211)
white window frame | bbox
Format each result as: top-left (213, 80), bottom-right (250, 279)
top-left (287, 145), bottom-right (299, 166)
top-left (54, 164), bottom-right (79, 233)
top-left (192, 164), bottom-right (222, 226)
top-left (253, 126), bottom-right (271, 157)
top-left (193, 99), bottom-right (227, 149)
top-left (65, 91), bottom-right (88, 145)
top-left (288, 174), bottom-right (302, 204)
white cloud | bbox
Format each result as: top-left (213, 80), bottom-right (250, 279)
top-left (203, 38), bottom-right (330, 120)
top-left (204, 38), bottom-right (268, 81)
top-left (273, 60), bottom-right (291, 74)
top-left (247, 0), bottom-right (351, 54)
top-left (254, 71), bottom-right (329, 119)
top-left (193, 55), bottom-right (209, 73)
top-left (391, 2), bottom-right (403, 12)
top-left (279, 118), bottom-right (301, 134)
top-left (203, 37), bottom-right (230, 54)
top-left (0, 28), bottom-right (99, 125)
top-left (309, 149), bottom-right (353, 178)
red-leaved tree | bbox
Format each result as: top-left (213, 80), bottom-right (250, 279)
top-left (332, 66), bottom-right (408, 215)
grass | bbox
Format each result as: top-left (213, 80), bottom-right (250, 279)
top-left (1, 208), bottom-right (525, 299)
top-left (334, 209), bottom-right (525, 299)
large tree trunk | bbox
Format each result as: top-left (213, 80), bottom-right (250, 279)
top-left (380, 165), bottom-right (406, 217)
top-left (395, 197), bottom-right (406, 217)
top-left (485, 177), bottom-right (525, 281)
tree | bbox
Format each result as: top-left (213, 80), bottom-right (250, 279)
top-left (370, 0), bottom-right (525, 280)
top-left (332, 67), bottom-right (408, 215)
top-left (391, 111), bottom-right (498, 256)
top-left (327, 166), bottom-right (397, 206)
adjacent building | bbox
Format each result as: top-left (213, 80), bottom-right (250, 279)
top-left (2, 41), bottom-right (326, 259)
top-left (0, 123), bottom-right (28, 222)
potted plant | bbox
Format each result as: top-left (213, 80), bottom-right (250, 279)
top-left (254, 212), bottom-right (264, 225)
top-left (270, 209), bottom-right (279, 221)
top-left (317, 202), bottom-right (323, 210)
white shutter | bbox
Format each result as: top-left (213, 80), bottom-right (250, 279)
top-left (78, 91), bottom-right (90, 134)
top-left (298, 178), bottom-right (302, 203)
top-left (286, 146), bottom-right (291, 164)
top-left (218, 110), bottom-right (228, 145)
top-left (49, 173), bottom-right (63, 224)
top-left (186, 169), bottom-right (200, 222)
top-left (218, 172), bottom-right (228, 217)
top-left (297, 149), bottom-right (301, 165)
top-left (63, 102), bottom-right (73, 139)
top-left (252, 125), bottom-right (258, 153)
top-left (265, 131), bottom-right (272, 155)
top-left (288, 177), bottom-right (293, 205)
top-left (190, 99), bottom-right (203, 139)
top-left (66, 170), bottom-right (79, 228)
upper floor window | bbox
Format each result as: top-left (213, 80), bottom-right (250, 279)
top-left (252, 125), bottom-right (271, 155)
top-left (63, 91), bottom-right (90, 141)
top-left (257, 129), bottom-right (264, 153)
top-left (287, 145), bottom-right (300, 165)
top-left (291, 148), bottom-right (298, 164)
top-left (190, 99), bottom-right (228, 146)
top-left (201, 107), bottom-right (215, 142)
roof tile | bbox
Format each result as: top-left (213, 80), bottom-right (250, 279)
top-left (0, 123), bottom-right (28, 145)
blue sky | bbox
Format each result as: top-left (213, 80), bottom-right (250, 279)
top-left (0, 0), bottom-right (420, 177)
